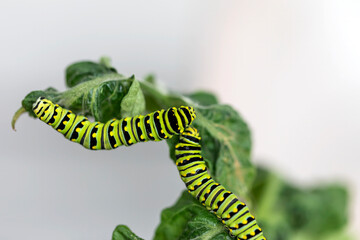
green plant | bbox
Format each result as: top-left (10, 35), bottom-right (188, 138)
top-left (12, 58), bottom-right (351, 240)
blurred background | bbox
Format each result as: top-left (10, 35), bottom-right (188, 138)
top-left (1, 0), bottom-right (359, 239)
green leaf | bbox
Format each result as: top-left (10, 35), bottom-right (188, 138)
top-left (65, 60), bottom-right (118, 88)
top-left (120, 77), bottom-right (146, 117)
top-left (20, 87), bottom-right (61, 118)
top-left (186, 91), bottom-right (218, 106)
top-left (141, 80), bottom-right (254, 199)
top-left (12, 87), bottom-right (60, 130)
top-left (193, 105), bottom-right (254, 199)
top-left (153, 191), bottom-right (234, 240)
top-left (282, 184), bottom-right (348, 235)
top-left (112, 225), bottom-right (144, 240)
top-left (249, 167), bottom-right (350, 239)
top-left (61, 74), bottom-right (134, 122)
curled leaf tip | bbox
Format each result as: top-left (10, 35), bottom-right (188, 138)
top-left (11, 107), bottom-right (27, 131)
top-left (99, 56), bottom-right (112, 68)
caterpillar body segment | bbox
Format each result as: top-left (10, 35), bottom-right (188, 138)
top-left (175, 127), bottom-right (266, 240)
top-left (32, 97), bottom-right (196, 150)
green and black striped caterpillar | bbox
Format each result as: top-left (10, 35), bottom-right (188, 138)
top-left (175, 127), bottom-right (265, 240)
top-left (32, 97), bottom-right (196, 150)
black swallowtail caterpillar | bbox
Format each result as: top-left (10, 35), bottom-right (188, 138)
top-left (32, 97), bottom-right (196, 150)
top-left (175, 127), bottom-right (266, 240)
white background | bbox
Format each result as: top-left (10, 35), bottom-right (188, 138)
top-left (1, 1), bottom-right (359, 239)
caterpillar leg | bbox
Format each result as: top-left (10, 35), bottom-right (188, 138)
top-left (32, 97), bottom-right (196, 150)
top-left (175, 127), bottom-right (266, 240)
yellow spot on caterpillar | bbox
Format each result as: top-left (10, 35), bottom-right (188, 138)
top-left (222, 220), bottom-right (225, 224)
top-left (63, 121), bottom-right (68, 124)
top-left (250, 232), bottom-right (255, 236)
top-left (259, 228), bottom-right (262, 231)
top-left (161, 129), bottom-right (164, 133)
top-left (164, 135), bottom-right (168, 138)
top-left (57, 129), bottom-right (61, 132)
top-left (68, 110), bottom-right (72, 113)
top-left (140, 135), bottom-right (145, 140)
top-left (207, 189), bottom-right (210, 193)
top-left (124, 126), bottom-right (128, 131)
top-left (114, 144), bottom-right (118, 147)
top-left (229, 229), bottom-right (233, 233)
top-left (149, 133), bottom-right (153, 137)
top-left (110, 131), bottom-right (114, 136)
top-left (76, 128), bottom-right (80, 132)
top-left (128, 140), bottom-right (132, 144)
top-left (71, 139), bottom-right (76, 141)
top-left (67, 114), bottom-right (71, 118)
top-left (92, 133), bottom-right (96, 138)
top-left (137, 122), bottom-right (140, 127)
top-left (227, 214), bottom-right (230, 218)
top-left (92, 146), bottom-right (96, 149)
top-left (235, 224), bottom-right (239, 228)
top-left (191, 171), bottom-right (195, 174)
top-left (81, 122), bottom-right (85, 125)
top-left (242, 220), bottom-right (248, 224)
top-left (111, 122), bottom-right (115, 126)
top-left (147, 120), bottom-right (150, 124)
top-left (233, 208), bottom-right (238, 213)
top-left (220, 197), bottom-right (224, 201)
top-left (125, 118), bottom-right (129, 121)
top-left (95, 125), bottom-right (99, 128)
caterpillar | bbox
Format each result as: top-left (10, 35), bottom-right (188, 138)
top-left (32, 97), bottom-right (196, 150)
top-left (175, 127), bottom-right (265, 240)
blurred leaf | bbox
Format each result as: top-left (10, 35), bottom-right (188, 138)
top-left (282, 184), bottom-right (348, 235)
top-left (153, 191), bottom-right (234, 240)
top-left (186, 91), bottom-right (218, 106)
top-left (112, 225), bottom-right (144, 240)
top-left (65, 60), bottom-right (117, 88)
top-left (249, 167), bottom-right (350, 240)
